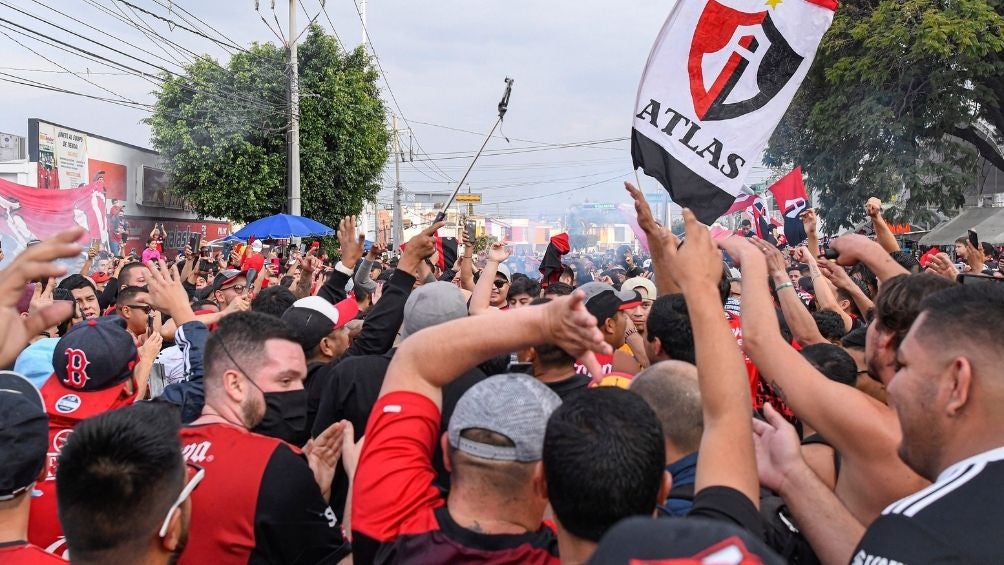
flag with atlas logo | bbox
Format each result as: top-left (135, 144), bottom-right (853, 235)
top-left (631, 0), bottom-right (836, 224)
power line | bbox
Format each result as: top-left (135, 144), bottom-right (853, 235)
top-left (0, 73), bottom-right (150, 111)
top-left (111, 0), bottom-right (246, 53)
top-left (147, 0), bottom-right (242, 54)
top-left (415, 138), bottom-right (627, 159)
top-left (484, 172), bottom-right (632, 205)
top-left (347, 0), bottom-right (456, 184)
top-left (314, 0), bottom-right (346, 49)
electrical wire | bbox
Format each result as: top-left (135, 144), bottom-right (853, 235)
top-left (347, 0), bottom-right (456, 184)
top-left (111, 0), bottom-right (246, 53)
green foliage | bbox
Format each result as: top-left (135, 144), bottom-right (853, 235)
top-left (146, 24), bottom-right (389, 228)
top-left (473, 234), bottom-right (498, 253)
top-left (766, 0), bottom-right (1004, 232)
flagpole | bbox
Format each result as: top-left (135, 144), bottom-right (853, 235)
top-left (435, 78), bottom-right (514, 224)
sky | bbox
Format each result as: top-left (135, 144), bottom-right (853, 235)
top-left (0, 0), bottom-right (773, 219)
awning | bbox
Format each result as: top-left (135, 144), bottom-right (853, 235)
top-left (919, 207), bottom-right (1004, 245)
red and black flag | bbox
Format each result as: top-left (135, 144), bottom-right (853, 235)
top-left (751, 197), bottom-right (777, 246)
top-left (434, 236), bottom-right (458, 271)
top-left (768, 167), bottom-right (809, 246)
top-left (631, 0), bottom-right (835, 223)
top-left (539, 233), bottom-right (571, 288)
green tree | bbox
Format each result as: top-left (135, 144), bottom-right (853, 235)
top-left (146, 24), bottom-right (389, 228)
top-left (766, 0), bottom-right (1004, 232)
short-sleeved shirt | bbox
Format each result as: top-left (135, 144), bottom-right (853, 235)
top-left (352, 391), bottom-right (559, 564)
top-left (851, 446), bottom-right (1004, 564)
top-left (178, 423), bottom-right (349, 564)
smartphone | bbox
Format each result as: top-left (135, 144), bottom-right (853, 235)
top-left (200, 246), bottom-right (210, 258)
top-left (507, 362), bottom-right (534, 375)
top-left (198, 259), bottom-right (213, 273)
top-left (956, 273), bottom-right (1003, 285)
top-left (222, 242), bottom-right (233, 259)
top-left (465, 221), bottom-right (476, 242)
top-left (968, 230), bottom-right (979, 249)
top-left (188, 235), bottom-right (199, 252)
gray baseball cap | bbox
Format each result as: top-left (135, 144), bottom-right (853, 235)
top-left (401, 282), bottom-right (468, 339)
top-left (496, 263), bottom-right (512, 282)
top-left (448, 373), bottom-right (562, 462)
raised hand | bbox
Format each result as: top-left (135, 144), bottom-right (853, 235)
top-left (865, 197), bottom-right (882, 218)
top-left (625, 181), bottom-right (676, 251)
top-left (799, 208), bottom-right (818, 233)
top-left (305, 420), bottom-right (347, 503)
top-left (926, 252), bottom-right (960, 281)
top-left (487, 240), bottom-right (511, 264)
top-left (543, 291), bottom-right (611, 359)
top-left (661, 208), bottom-right (722, 292)
top-left (753, 403), bottom-right (807, 493)
top-left (143, 259), bottom-right (194, 324)
top-left (0, 227), bottom-right (84, 366)
top-left (400, 222), bottom-right (445, 274)
top-left (338, 216), bottom-right (365, 268)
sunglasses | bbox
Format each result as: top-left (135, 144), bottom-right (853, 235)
top-left (493, 279), bottom-right (508, 289)
top-left (158, 462), bottom-right (204, 538)
top-left (125, 304), bottom-right (153, 314)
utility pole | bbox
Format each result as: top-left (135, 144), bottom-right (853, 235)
top-left (288, 0), bottom-right (301, 217)
top-left (392, 114), bottom-right (403, 253)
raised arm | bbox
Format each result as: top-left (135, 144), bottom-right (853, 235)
top-left (79, 242), bottom-right (98, 275)
top-left (800, 208), bottom-right (820, 259)
top-left (817, 260), bottom-right (875, 321)
top-left (661, 225), bottom-right (755, 507)
top-left (459, 233), bottom-right (476, 292)
top-left (866, 197), bottom-right (899, 254)
top-left (469, 240), bottom-right (510, 315)
top-left (828, 234), bottom-right (909, 283)
top-left (625, 181), bottom-right (680, 296)
top-left (797, 247), bottom-right (853, 332)
top-left (761, 245), bottom-right (826, 346)
top-left (732, 238), bottom-right (897, 460)
top-left (381, 292), bottom-right (610, 407)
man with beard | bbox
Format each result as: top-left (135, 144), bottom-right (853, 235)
top-left (177, 311), bottom-right (350, 564)
top-left (756, 283), bottom-right (1004, 564)
top-left (56, 403), bottom-right (193, 565)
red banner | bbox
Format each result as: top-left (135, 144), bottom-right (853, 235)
top-left (0, 178), bottom-right (107, 255)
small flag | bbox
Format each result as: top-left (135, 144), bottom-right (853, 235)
top-left (768, 167), bottom-right (809, 246)
top-left (539, 233), bottom-right (571, 287)
top-left (751, 197), bottom-right (777, 245)
top-left (631, 0), bottom-right (836, 223)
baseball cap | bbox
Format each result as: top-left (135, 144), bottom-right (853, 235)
top-left (212, 269), bottom-right (250, 293)
top-left (281, 295), bottom-right (359, 351)
top-left (587, 516), bottom-right (783, 564)
top-left (91, 271), bottom-right (111, 284)
top-left (0, 371), bottom-right (48, 500)
top-left (496, 263), bottom-right (512, 282)
top-left (578, 281), bottom-right (642, 325)
top-left (621, 277), bottom-right (657, 302)
top-left (41, 318), bottom-right (139, 421)
top-left (251, 240), bottom-right (263, 252)
top-left (448, 373), bottom-right (561, 462)
top-left (401, 282), bottom-right (468, 339)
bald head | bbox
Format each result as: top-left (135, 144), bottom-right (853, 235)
top-left (630, 361), bottom-right (703, 457)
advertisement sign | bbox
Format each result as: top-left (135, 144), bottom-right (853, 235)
top-left (36, 123), bottom-right (90, 189)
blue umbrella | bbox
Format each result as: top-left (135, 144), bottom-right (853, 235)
top-left (232, 213), bottom-right (336, 240)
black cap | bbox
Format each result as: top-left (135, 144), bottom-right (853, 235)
top-left (0, 371), bottom-right (48, 500)
top-left (587, 516), bottom-right (784, 564)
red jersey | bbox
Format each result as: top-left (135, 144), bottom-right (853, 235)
top-left (29, 377), bottom-right (139, 555)
top-left (0, 541), bottom-right (66, 564)
top-left (572, 352), bottom-right (615, 376)
top-left (178, 423), bottom-right (347, 565)
top-left (352, 392), bottom-right (559, 564)
top-left (726, 312), bottom-right (798, 426)
top-left (241, 253), bottom-right (265, 276)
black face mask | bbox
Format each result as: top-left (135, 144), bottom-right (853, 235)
top-left (253, 389), bottom-right (309, 446)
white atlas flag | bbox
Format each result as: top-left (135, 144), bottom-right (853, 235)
top-left (631, 0), bottom-right (836, 223)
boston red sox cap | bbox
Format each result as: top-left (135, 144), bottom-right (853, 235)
top-left (41, 318), bottom-right (140, 422)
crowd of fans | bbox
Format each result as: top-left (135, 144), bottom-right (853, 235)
top-left (0, 184), bottom-right (1002, 564)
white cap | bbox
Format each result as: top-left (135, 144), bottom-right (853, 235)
top-left (251, 240), bottom-right (263, 252)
